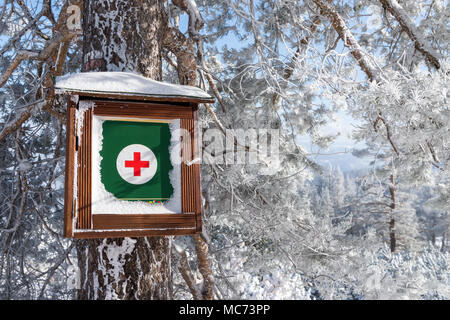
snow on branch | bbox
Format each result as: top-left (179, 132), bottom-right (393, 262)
top-left (0, 30), bottom-right (77, 89)
top-left (0, 100), bottom-right (46, 143)
top-left (172, 0), bottom-right (204, 38)
top-left (379, 0), bottom-right (442, 69)
top-left (313, 0), bottom-right (381, 82)
top-left (271, 15), bottom-right (321, 110)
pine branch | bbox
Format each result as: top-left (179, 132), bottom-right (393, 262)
top-left (373, 115), bottom-right (399, 156)
top-left (379, 0), bottom-right (442, 69)
top-left (271, 15), bottom-right (321, 110)
top-left (312, 0), bottom-right (381, 82)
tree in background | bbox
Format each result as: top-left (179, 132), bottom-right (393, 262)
top-left (0, 0), bottom-right (80, 299)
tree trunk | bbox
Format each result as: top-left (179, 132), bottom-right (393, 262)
top-left (82, 0), bottom-right (166, 78)
top-left (389, 218), bottom-right (396, 253)
top-left (441, 232), bottom-right (446, 253)
top-left (389, 174), bottom-right (396, 252)
top-left (76, 0), bottom-right (172, 300)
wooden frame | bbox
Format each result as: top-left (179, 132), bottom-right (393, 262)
top-left (64, 96), bottom-right (202, 239)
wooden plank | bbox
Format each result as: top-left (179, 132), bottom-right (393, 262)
top-left (73, 228), bottom-right (199, 239)
top-left (180, 111), bottom-right (202, 231)
top-left (87, 107), bottom-right (92, 229)
top-left (181, 118), bottom-right (195, 213)
top-left (63, 96), bottom-right (77, 237)
top-left (92, 214), bottom-right (196, 230)
top-left (93, 100), bottom-right (194, 119)
top-left (77, 108), bottom-right (92, 230)
top-left (59, 90), bottom-right (215, 104)
top-left (76, 108), bottom-right (82, 229)
top-left (192, 106), bottom-right (203, 232)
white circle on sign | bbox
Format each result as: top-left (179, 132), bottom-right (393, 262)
top-left (116, 144), bottom-right (157, 185)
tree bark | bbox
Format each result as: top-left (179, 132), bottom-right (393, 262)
top-left (76, 0), bottom-right (172, 300)
top-left (378, 0), bottom-right (441, 69)
top-left (389, 218), bottom-right (396, 252)
top-left (76, 237), bottom-right (172, 299)
top-left (82, 0), bottom-right (166, 79)
top-left (389, 174), bottom-right (396, 252)
top-left (312, 0), bottom-right (381, 82)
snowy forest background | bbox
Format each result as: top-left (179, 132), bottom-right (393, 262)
top-left (0, 0), bottom-right (449, 300)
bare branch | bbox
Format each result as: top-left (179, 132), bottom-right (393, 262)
top-left (0, 50), bottom-right (38, 88)
top-left (0, 10), bottom-right (46, 56)
top-left (0, 100), bottom-right (46, 143)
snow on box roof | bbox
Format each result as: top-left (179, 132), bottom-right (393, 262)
top-left (55, 71), bottom-right (214, 103)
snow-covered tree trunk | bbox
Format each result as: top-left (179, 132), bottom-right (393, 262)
top-left (81, 0), bottom-right (166, 78)
top-left (75, 0), bottom-right (172, 300)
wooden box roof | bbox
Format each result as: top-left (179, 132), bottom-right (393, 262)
top-left (55, 71), bottom-right (214, 104)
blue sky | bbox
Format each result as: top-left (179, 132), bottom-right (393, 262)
top-left (296, 110), bottom-right (370, 172)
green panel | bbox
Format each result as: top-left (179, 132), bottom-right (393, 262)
top-left (100, 120), bottom-right (173, 201)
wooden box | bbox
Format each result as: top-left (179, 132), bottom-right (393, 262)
top-left (57, 72), bottom-right (213, 238)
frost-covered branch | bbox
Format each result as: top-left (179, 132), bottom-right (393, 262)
top-left (379, 0), bottom-right (442, 69)
top-left (0, 100), bottom-right (46, 143)
top-left (313, 0), bottom-right (381, 82)
top-left (172, 0), bottom-right (204, 38)
top-left (373, 115), bottom-right (399, 156)
top-left (271, 15), bottom-right (321, 109)
top-left (200, 69), bottom-right (227, 113)
top-left (0, 29), bottom-right (76, 89)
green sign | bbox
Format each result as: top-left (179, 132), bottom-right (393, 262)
top-left (100, 119), bottom-right (174, 202)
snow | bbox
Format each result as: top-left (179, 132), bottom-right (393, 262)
top-left (95, 238), bottom-right (136, 300)
top-left (17, 160), bottom-right (32, 172)
top-left (55, 71), bottom-right (213, 100)
top-left (385, 0), bottom-right (442, 62)
top-left (76, 100), bottom-right (94, 139)
top-left (72, 101), bottom-right (95, 231)
top-left (90, 115), bottom-right (182, 215)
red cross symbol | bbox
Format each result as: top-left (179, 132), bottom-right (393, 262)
top-left (124, 152), bottom-right (149, 176)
